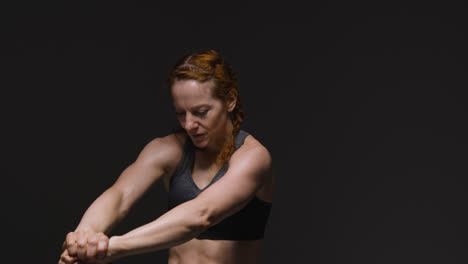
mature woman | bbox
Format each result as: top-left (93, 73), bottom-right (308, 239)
top-left (58, 49), bottom-right (275, 264)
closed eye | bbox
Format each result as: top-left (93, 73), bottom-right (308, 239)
top-left (195, 110), bottom-right (208, 116)
top-left (175, 110), bottom-right (207, 117)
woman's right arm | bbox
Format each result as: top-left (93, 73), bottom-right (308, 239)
top-left (75, 136), bottom-right (179, 233)
top-left (60, 135), bottom-right (182, 263)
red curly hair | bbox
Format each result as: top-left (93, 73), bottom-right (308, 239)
top-left (167, 49), bottom-right (244, 167)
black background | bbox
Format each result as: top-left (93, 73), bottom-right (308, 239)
top-left (2, 1), bottom-right (468, 263)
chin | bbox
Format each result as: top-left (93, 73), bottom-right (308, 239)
top-left (193, 142), bottom-right (208, 151)
top-left (192, 137), bottom-right (207, 147)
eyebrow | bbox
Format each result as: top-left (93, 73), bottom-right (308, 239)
top-left (192, 104), bottom-right (211, 109)
top-left (174, 104), bottom-right (211, 111)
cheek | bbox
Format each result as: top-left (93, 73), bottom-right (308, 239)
top-left (214, 111), bottom-right (229, 127)
top-left (203, 111), bottom-right (223, 128)
top-left (176, 116), bottom-right (184, 126)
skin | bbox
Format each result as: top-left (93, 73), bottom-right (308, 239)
top-left (58, 79), bottom-right (275, 264)
top-left (171, 79), bottom-right (236, 158)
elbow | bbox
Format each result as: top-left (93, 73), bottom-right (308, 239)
top-left (200, 207), bottom-right (215, 231)
top-left (189, 205), bottom-right (216, 235)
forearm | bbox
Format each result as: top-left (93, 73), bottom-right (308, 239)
top-left (108, 200), bottom-right (208, 259)
top-left (75, 187), bottom-right (126, 233)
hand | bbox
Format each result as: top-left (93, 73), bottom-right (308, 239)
top-left (58, 248), bottom-right (111, 264)
top-left (58, 248), bottom-right (81, 264)
top-left (62, 230), bottom-right (111, 263)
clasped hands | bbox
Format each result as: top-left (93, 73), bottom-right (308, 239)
top-left (58, 230), bottom-right (113, 264)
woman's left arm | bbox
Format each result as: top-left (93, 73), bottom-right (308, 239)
top-left (106, 144), bottom-right (272, 261)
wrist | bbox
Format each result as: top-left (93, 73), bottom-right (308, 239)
top-left (74, 225), bottom-right (96, 233)
top-left (108, 235), bottom-right (125, 261)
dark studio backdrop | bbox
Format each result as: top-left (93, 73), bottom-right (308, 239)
top-left (2, 1), bottom-right (468, 263)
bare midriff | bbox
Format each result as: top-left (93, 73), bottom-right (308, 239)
top-left (168, 239), bottom-right (262, 264)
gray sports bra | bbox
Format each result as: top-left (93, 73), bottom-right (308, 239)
top-left (167, 130), bottom-right (272, 240)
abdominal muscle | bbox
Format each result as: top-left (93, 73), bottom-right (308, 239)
top-left (168, 238), bottom-right (262, 264)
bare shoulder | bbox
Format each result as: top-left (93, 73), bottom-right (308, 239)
top-left (231, 134), bottom-right (273, 172)
top-left (242, 133), bottom-right (272, 159)
top-left (137, 131), bottom-right (188, 173)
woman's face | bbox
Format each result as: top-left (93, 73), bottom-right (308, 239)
top-left (171, 79), bottom-right (234, 150)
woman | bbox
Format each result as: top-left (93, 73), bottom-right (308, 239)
top-left (58, 49), bottom-right (275, 264)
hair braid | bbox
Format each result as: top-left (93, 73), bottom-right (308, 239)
top-left (215, 91), bottom-right (244, 167)
top-left (168, 49), bottom-right (244, 167)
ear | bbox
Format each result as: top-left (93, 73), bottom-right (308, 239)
top-left (226, 89), bottom-right (237, 113)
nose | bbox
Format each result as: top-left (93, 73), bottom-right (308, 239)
top-left (183, 113), bottom-right (198, 131)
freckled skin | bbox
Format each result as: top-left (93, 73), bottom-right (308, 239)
top-left (171, 79), bottom-right (235, 160)
top-left (169, 79), bottom-right (268, 264)
top-left (59, 74), bottom-right (273, 264)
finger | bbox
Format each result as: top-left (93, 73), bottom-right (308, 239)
top-left (60, 249), bottom-right (78, 264)
top-left (76, 231), bottom-right (87, 260)
top-left (66, 232), bottom-right (78, 256)
top-left (96, 233), bottom-right (109, 259)
top-left (86, 233), bottom-right (99, 261)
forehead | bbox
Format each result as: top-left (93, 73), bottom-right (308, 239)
top-left (171, 79), bottom-right (218, 108)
